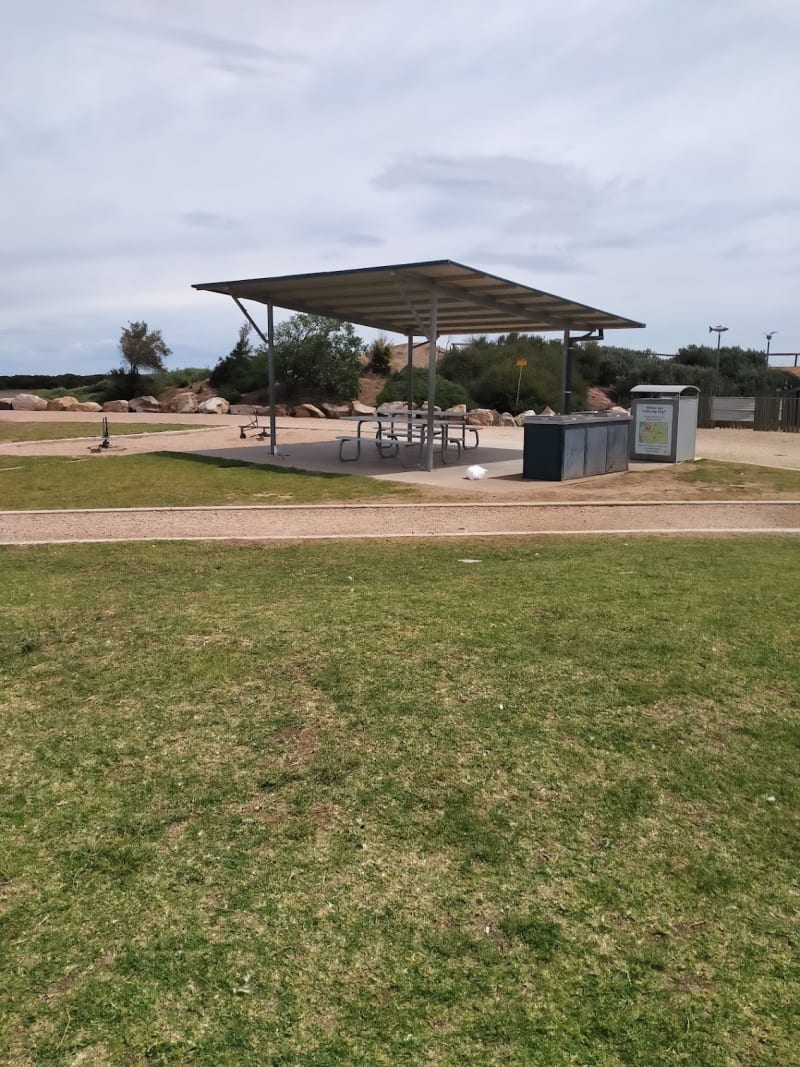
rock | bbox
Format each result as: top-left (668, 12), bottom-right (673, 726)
top-left (293, 403), bottom-right (325, 418)
top-left (516, 408), bottom-right (536, 425)
top-left (75, 401), bottom-right (102, 412)
top-left (466, 408), bottom-right (495, 426)
top-left (378, 401), bottom-right (416, 414)
top-left (444, 403), bottom-right (467, 414)
top-left (499, 412), bottom-right (517, 426)
top-left (0, 398), bottom-right (12, 410)
top-left (46, 396), bottom-right (80, 411)
top-left (198, 396), bottom-right (230, 415)
top-left (12, 393), bottom-right (47, 411)
top-left (541, 406), bottom-right (557, 416)
top-left (249, 404), bottom-right (291, 417)
top-left (170, 392), bottom-right (198, 414)
top-left (129, 395), bottom-right (161, 413)
top-left (351, 400), bottom-right (376, 416)
top-left (610, 405), bottom-right (629, 414)
top-left (321, 402), bottom-right (350, 419)
top-left (102, 400), bottom-right (130, 412)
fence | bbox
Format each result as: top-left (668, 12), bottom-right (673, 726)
top-left (698, 395), bottom-right (800, 433)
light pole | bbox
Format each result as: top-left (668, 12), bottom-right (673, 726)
top-left (765, 331), bottom-right (777, 359)
top-left (708, 325), bottom-right (728, 373)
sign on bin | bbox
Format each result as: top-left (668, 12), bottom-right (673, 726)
top-left (633, 402), bottom-right (672, 457)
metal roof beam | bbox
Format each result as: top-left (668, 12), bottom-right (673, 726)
top-left (400, 270), bottom-right (580, 330)
top-left (215, 286), bottom-right (412, 335)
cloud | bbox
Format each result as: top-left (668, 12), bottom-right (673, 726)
top-left (469, 248), bottom-right (581, 274)
top-left (0, 0), bottom-right (798, 372)
top-left (181, 212), bottom-right (239, 230)
top-left (101, 13), bottom-right (306, 76)
top-left (339, 233), bottom-right (384, 248)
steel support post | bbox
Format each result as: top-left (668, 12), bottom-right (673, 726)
top-left (407, 334), bottom-right (414, 441)
top-left (267, 303), bottom-right (276, 455)
top-left (561, 328), bottom-right (572, 415)
top-left (424, 299), bottom-right (438, 471)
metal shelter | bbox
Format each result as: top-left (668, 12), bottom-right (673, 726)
top-left (192, 260), bottom-right (645, 470)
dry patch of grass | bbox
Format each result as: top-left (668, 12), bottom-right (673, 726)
top-left (1, 538), bottom-right (798, 1064)
top-left (0, 420), bottom-right (215, 442)
top-left (675, 458), bottom-right (800, 494)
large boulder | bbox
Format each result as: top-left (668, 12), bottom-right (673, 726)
top-left (75, 401), bottom-right (102, 412)
top-left (102, 400), bottom-right (130, 412)
top-left (293, 403), bottom-right (325, 418)
top-left (444, 403), bottom-right (467, 414)
top-left (378, 401), bottom-right (416, 414)
top-left (129, 395), bottom-right (161, 413)
top-left (540, 406), bottom-right (557, 416)
top-left (499, 412), bottom-right (517, 427)
top-left (12, 393), bottom-right (47, 411)
top-left (46, 396), bottom-right (80, 411)
top-left (321, 402), bottom-right (350, 419)
top-left (262, 404), bottom-right (293, 417)
top-left (466, 408), bottom-right (495, 426)
top-left (351, 400), bottom-right (376, 416)
top-left (0, 398), bottom-right (12, 410)
top-left (198, 396), bottom-right (230, 415)
top-left (170, 392), bottom-right (199, 414)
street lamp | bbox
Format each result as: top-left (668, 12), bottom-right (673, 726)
top-left (708, 325), bottom-right (728, 373)
top-left (765, 331), bottom-right (777, 358)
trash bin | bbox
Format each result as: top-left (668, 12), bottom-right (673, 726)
top-left (629, 385), bottom-right (699, 462)
top-left (522, 412), bottom-right (632, 481)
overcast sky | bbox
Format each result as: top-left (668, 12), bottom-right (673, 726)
top-left (1, 0), bottom-right (798, 374)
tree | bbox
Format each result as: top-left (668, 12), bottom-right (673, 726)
top-left (209, 324), bottom-right (254, 393)
top-left (272, 314), bottom-right (364, 401)
top-left (367, 336), bottom-right (394, 376)
top-left (118, 321), bottom-right (171, 376)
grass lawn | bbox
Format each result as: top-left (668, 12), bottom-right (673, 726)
top-left (1, 537), bottom-right (798, 1065)
top-left (0, 422), bottom-right (216, 443)
top-left (676, 459), bottom-right (800, 494)
top-left (0, 453), bottom-right (415, 508)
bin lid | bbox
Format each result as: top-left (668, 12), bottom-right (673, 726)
top-left (524, 412), bottom-right (631, 425)
top-left (631, 384), bottom-right (700, 397)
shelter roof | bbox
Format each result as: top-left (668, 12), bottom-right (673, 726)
top-left (192, 260), bottom-right (645, 337)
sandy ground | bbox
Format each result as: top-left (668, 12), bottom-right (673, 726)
top-left (2, 411), bottom-right (799, 542)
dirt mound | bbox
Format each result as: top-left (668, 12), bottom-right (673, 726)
top-left (587, 386), bottom-right (615, 410)
top-left (357, 374), bottom-right (386, 408)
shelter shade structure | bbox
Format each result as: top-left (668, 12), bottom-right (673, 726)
top-left (193, 260), bottom-right (645, 470)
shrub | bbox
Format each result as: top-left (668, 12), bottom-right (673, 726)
top-left (377, 367), bottom-right (471, 409)
top-left (367, 337), bottom-right (394, 376)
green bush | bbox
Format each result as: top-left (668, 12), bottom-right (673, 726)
top-left (367, 337), bottom-right (394, 376)
top-left (439, 335), bottom-right (585, 412)
top-left (272, 315), bottom-right (363, 401)
top-left (209, 316), bottom-right (364, 402)
top-left (376, 367), bottom-right (471, 409)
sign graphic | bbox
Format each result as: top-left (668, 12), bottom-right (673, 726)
top-left (634, 402), bottom-right (672, 456)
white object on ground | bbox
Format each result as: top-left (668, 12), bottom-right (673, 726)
top-left (465, 465), bottom-right (487, 480)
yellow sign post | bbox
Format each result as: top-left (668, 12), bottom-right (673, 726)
top-left (514, 360), bottom-right (528, 411)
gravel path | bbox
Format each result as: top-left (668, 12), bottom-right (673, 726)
top-left (2, 415), bottom-right (800, 543)
top-left (2, 500), bottom-right (799, 545)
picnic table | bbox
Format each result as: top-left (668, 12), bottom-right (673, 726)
top-left (337, 411), bottom-right (480, 465)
